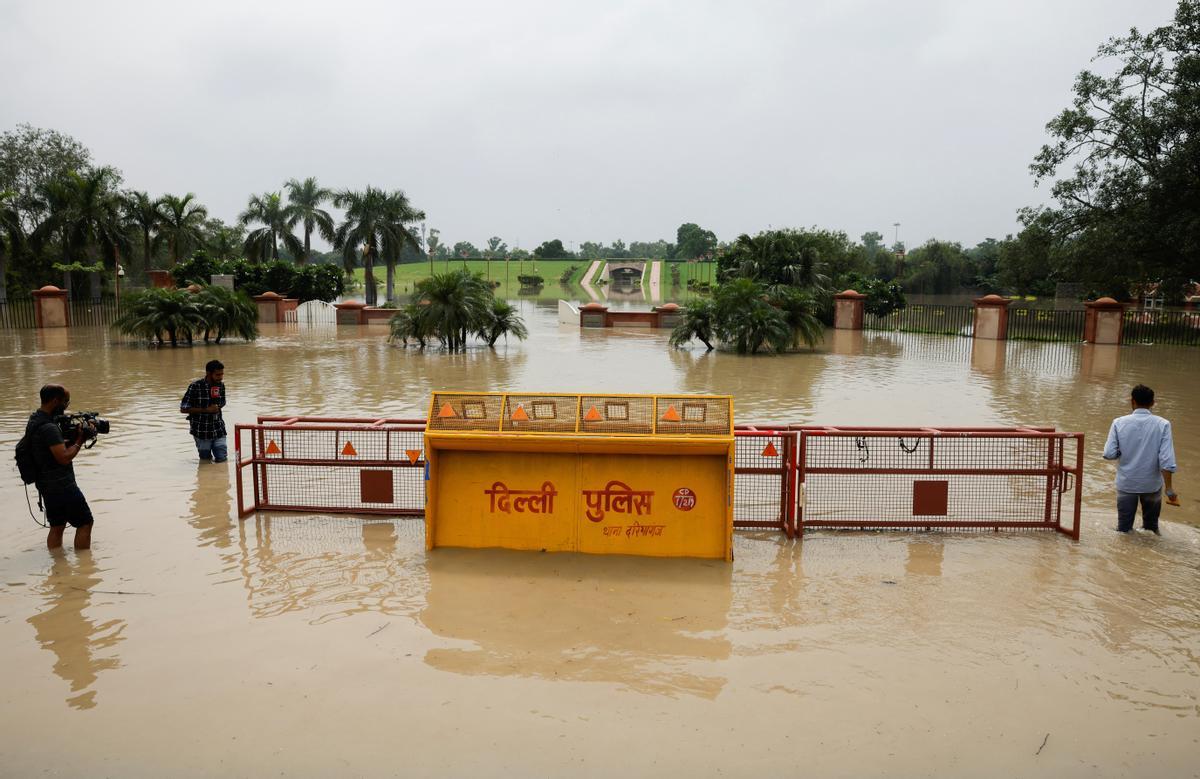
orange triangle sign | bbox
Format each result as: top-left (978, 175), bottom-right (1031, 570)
top-left (511, 404), bottom-right (529, 421)
top-left (762, 441), bottom-right (779, 457)
top-left (265, 440), bottom-right (280, 455)
top-left (342, 441), bottom-right (357, 456)
top-left (661, 405), bottom-right (681, 422)
top-left (406, 449), bottom-right (422, 464)
top-left (437, 402), bottom-right (456, 418)
top-left (584, 405), bottom-right (602, 422)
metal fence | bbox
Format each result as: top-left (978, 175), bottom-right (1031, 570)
top-left (1123, 309), bottom-right (1200, 346)
top-left (0, 296), bottom-right (122, 329)
top-left (1006, 307), bottom-right (1085, 342)
top-left (0, 299), bottom-right (37, 328)
top-left (236, 417), bottom-right (1082, 540)
top-left (795, 426), bottom-right (1083, 538)
top-left (864, 304), bottom-right (975, 336)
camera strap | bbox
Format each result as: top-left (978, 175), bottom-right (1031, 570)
top-left (25, 484), bottom-right (48, 528)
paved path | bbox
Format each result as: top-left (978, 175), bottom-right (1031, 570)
top-left (649, 261), bottom-right (663, 301)
top-left (580, 260), bottom-right (604, 300)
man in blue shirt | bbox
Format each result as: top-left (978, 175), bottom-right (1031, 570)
top-left (1102, 384), bottom-right (1178, 533)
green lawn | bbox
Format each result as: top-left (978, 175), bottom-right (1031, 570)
top-left (349, 259), bottom-right (716, 303)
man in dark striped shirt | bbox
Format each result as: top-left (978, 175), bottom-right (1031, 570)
top-left (180, 359), bottom-right (227, 463)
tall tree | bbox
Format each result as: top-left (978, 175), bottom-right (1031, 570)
top-left (123, 191), bottom-right (161, 276)
top-left (155, 193), bottom-right (208, 266)
top-left (0, 124), bottom-right (92, 234)
top-left (1028, 0), bottom-right (1200, 299)
top-left (0, 189), bottom-right (22, 302)
top-left (32, 167), bottom-right (128, 299)
top-left (240, 192), bottom-right (302, 263)
top-left (675, 222), bottom-right (717, 259)
top-left (284, 177), bottom-right (334, 265)
top-left (379, 190), bottom-right (425, 303)
top-left (486, 236), bottom-right (508, 258)
top-left (333, 187), bottom-right (397, 307)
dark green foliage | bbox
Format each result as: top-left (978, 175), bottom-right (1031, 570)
top-left (558, 265), bottom-right (579, 285)
top-left (388, 269), bottom-right (527, 351)
top-left (675, 223), bottom-right (717, 259)
top-left (192, 285), bottom-right (258, 343)
top-left (717, 230), bottom-right (832, 292)
top-left (113, 287), bottom-right (207, 346)
top-left (172, 254), bottom-right (344, 302)
top-left (517, 274), bottom-right (544, 287)
top-left (669, 297), bottom-right (717, 351)
top-left (533, 239), bottom-right (570, 259)
top-left (840, 273), bottom-right (907, 318)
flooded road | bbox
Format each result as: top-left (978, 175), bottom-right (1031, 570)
top-left (1, 301), bottom-right (1197, 776)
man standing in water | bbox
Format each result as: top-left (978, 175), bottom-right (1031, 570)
top-left (1103, 384), bottom-right (1178, 534)
top-left (180, 360), bottom-right (227, 463)
top-left (26, 385), bottom-right (95, 550)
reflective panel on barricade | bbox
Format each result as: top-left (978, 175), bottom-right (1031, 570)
top-left (424, 392), bottom-right (735, 560)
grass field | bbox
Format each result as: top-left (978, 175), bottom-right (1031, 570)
top-left (349, 259), bottom-right (717, 303)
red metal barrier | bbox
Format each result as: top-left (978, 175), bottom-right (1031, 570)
top-left (237, 417), bottom-right (1082, 540)
top-left (235, 416), bottom-right (427, 518)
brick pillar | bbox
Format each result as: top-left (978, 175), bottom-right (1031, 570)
top-left (653, 303), bottom-right (681, 329)
top-left (253, 291), bottom-right (284, 324)
top-left (972, 294), bottom-right (1012, 340)
top-left (833, 289), bottom-right (866, 330)
top-left (579, 302), bottom-right (609, 328)
top-left (1084, 297), bottom-right (1125, 344)
top-left (334, 300), bottom-right (368, 325)
top-left (31, 285), bottom-right (70, 328)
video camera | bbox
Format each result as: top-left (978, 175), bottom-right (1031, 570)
top-left (55, 411), bottom-right (111, 446)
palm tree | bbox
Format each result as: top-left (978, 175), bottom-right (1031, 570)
top-left (388, 303), bottom-right (428, 349)
top-left (769, 287), bottom-right (824, 349)
top-left (156, 193), bottom-right (208, 266)
top-left (31, 168), bottom-right (128, 299)
top-left (379, 190), bottom-right (425, 304)
top-left (240, 192), bottom-right (302, 263)
top-left (284, 177), bottom-right (334, 264)
top-left (669, 297), bottom-right (717, 351)
top-left (193, 285), bottom-right (258, 343)
top-left (332, 187), bottom-right (394, 307)
top-left (113, 287), bottom-right (206, 346)
top-left (123, 191), bottom-right (161, 276)
top-left (477, 299), bottom-right (529, 347)
top-left (411, 269), bottom-right (493, 351)
top-left (713, 278), bottom-right (791, 355)
top-left (0, 190), bottom-right (23, 303)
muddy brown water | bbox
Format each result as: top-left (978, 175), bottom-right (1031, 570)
top-left (1, 301), bottom-right (1197, 777)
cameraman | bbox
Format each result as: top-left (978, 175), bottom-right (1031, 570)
top-left (25, 384), bottom-right (94, 550)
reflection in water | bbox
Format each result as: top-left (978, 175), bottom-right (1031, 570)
top-left (235, 515), bottom-right (427, 623)
top-left (420, 549), bottom-right (733, 698)
top-left (27, 554), bottom-right (126, 710)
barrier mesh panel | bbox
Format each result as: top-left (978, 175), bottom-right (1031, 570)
top-left (500, 394), bottom-right (580, 433)
top-left (427, 393), bottom-right (504, 432)
top-left (800, 432), bottom-right (1068, 529)
top-left (256, 464), bottom-right (425, 515)
top-left (733, 434), bottom-right (788, 529)
top-left (654, 396), bottom-right (732, 436)
top-left (578, 395), bottom-right (655, 435)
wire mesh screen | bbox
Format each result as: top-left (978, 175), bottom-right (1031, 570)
top-left (578, 395), bottom-right (656, 435)
top-left (654, 396), bottom-right (733, 436)
top-left (500, 394), bottom-right (580, 433)
top-left (427, 393), bottom-right (504, 432)
top-left (255, 463), bottom-right (425, 515)
top-left (733, 433), bottom-right (790, 531)
top-left (798, 431), bottom-right (1078, 533)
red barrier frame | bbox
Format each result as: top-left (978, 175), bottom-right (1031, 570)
top-left (236, 417), bottom-right (1082, 540)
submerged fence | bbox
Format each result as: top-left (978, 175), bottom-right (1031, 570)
top-left (1123, 309), bottom-right (1200, 346)
top-left (0, 296), bottom-right (122, 329)
top-left (865, 304), bottom-right (974, 336)
top-left (1006, 308), bottom-right (1085, 342)
top-left (236, 417), bottom-right (1083, 539)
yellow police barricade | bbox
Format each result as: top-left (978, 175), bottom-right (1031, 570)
top-left (424, 392), bottom-right (735, 560)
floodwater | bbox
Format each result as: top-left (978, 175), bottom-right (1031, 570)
top-left (0, 301), bottom-right (1197, 777)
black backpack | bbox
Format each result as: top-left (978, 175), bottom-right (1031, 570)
top-left (15, 432), bottom-right (38, 484)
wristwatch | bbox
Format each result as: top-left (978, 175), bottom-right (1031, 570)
top-left (1166, 489), bottom-right (1178, 499)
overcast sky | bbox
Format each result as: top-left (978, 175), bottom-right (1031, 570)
top-left (0, 0), bottom-right (1179, 252)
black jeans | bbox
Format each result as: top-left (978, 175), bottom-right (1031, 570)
top-left (1117, 489), bottom-right (1162, 533)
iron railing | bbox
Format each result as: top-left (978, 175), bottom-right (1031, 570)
top-left (1123, 309), bottom-right (1200, 346)
top-left (1006, 307), bottom-right (1085, 341)
top-left (865, 304), bottom-right (975, 336)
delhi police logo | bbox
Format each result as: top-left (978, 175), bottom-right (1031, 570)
top-left (672, 487), bottom-right (696, 511)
